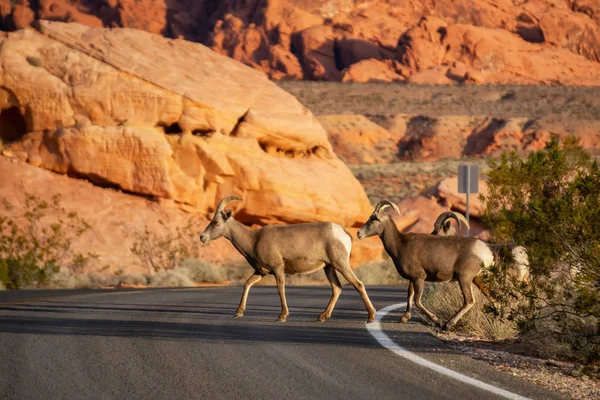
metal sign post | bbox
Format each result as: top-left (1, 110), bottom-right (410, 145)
top-left (457, 164), bottom-right (479, 237)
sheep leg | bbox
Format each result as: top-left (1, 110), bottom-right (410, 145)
top-left (235, 272), bottom-right (264, 318)
top-left (401, 281), bottom-right (414, 323)
top-left (273, 270), bottom-right (289, 322)
top-left (444, 277), bottom-right (476, 331)
top-left (335, 265), bottom-right (376, 323)
top-left (414, 279), bottom-right (441, 326)
top-left (318, 264), bottom-right (342, 322)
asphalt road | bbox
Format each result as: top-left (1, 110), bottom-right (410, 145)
top-left (0, 285), bottom-right (566, 400)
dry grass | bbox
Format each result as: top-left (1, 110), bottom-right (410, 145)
top-left (46, 259), bottom-right (244, 289)
top-left (47, 270), bottom-right (148, 289)
top-left (46, 269), bottom-right (94, 289)
top-left (278, 81), bottom-right (600, 120)
top-left (512, 316), bottom-right (599, 363)
top-left (147, 259), bottom-right (238, 287)
top-left (424, 280), bottom-right (598, 364)
top-left (422, 281), bottom-right (517, 340)
top-left (148, 269), bottom-right (195, 287)
top-left (353, 260), bottom-right (404, 285)
top-left (178, 259), bottom-right (229, 284)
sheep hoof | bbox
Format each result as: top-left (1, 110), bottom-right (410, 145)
top-left (400, 313), bottom-right (411, 323)
top-left (233, 313), bottom-right (244, 319)
top-left (443, 322), bottom-right (454, 331)
top-left (277, 314), bottom-right (287, 322)
top-left (367, 311), bottom-right (376, 323)
top-left (317, 314), bottom-right (328, 322)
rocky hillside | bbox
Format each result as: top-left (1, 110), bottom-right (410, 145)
top-left (280, 81), bottom-right (600, 238)
top-left (1, 1), bottom-right (600, 84)
top-left (281, 82), bottom-right (600, 165)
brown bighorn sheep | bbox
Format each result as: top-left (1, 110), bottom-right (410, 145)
top-left (357, 200), bottom-right (494, 330)
top-left (431, 211), bottom-right (470, 236)
top-left (431, 212), bottom-right (530, 283)
top-left (200, 196), bottom-right (377, 323)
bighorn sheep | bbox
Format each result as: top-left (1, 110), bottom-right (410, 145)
top-left (431, 211), bottom-right (530, 283)
top-left (431, 211), bottom-right (470, 236)
top-left (200, 196), bottom-right (377, 323)
top-left (357, 200), bottom-right (494, 330)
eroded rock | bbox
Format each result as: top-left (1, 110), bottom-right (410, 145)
top-left (0, 22), bottom-right (372, 228)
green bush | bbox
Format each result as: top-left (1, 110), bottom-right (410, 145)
top-left (0, 194), bottom-right (94, 289)
top-left (480, 136), bottom-right (599, 363)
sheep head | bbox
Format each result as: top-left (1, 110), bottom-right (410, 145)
top-left (200, 196), bottom-right (243, 243)
top-left (431, 211), bottom-right (470, 236)
top-left (357, 200), bottom-right (399, 239)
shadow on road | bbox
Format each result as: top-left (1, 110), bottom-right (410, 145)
top-left (0, 311), bottom-right (456, 356)
top-left (0, 285), bottom-right (460, 355)
top-left (0, 313), bottom-right (402, 349)
top-left (0, 313), bottom-right (454, 355)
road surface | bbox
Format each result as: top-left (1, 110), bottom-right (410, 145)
top-left (0, 285), bottom-right (565, 400)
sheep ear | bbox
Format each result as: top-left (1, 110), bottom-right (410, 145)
top-left (376, 204), bottom-right (390, 218)
top-left (444, 221), bottom-right (451, 232)
top-left (221, 209), bottom-right (232, 221)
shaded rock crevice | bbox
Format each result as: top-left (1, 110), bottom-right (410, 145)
top-left (463, 118), bottom-right (508, 156)
top-left (0, 106), bottom-right (27, 144)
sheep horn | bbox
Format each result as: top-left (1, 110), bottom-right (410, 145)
top-left (433, 211), bottom-right (470, 232)
top-left (453, 212), bottom-right (470, 230)
top-left (373, 200), bottom-right (400, 215)
top-left (214, 196), bottom-right (243, 217)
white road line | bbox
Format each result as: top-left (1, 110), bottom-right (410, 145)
top-left (366, 302), bottom-right (531, 400)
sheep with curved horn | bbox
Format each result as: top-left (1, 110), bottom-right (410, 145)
top-left (357, 200), bottom-right (494, 330)
top-left (431, 211), bottom-right (530, 283)
top-left (200, 196), bottom-right (377, 323)
top-left (431, 211), bottom-right (470, 236)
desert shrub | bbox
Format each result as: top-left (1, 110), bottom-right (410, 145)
top-left (117, 273), bottom-right (148, 286)
top-left (85, 272), bottom-right (119, 288)
top-left (0, 193), bottom-right (94, 289)
top-left (480, 136), bottom-right (600, 363)
top-left (220, 261), bottom-right (252, 285)
top-left (147, 259), bottom-right (233, 287)
top-left (131, 220), bottom-right (201, 273)
top-left (46, 268), bottom-right (92, 289)
top-left (179, 258), bottom-right (226, 284)
top-left (353, 260), bottom-right (404, 285)
top-left (148, 268), bottom-right (196, 287)
top-left (286, 270), bottom-right (328, 285)
top-left (52, 271), bottom-right (149, 289)
top-left (422, 282), bottom-right (517, 340)
top-left (45, 260), bottom-right (233, 289)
